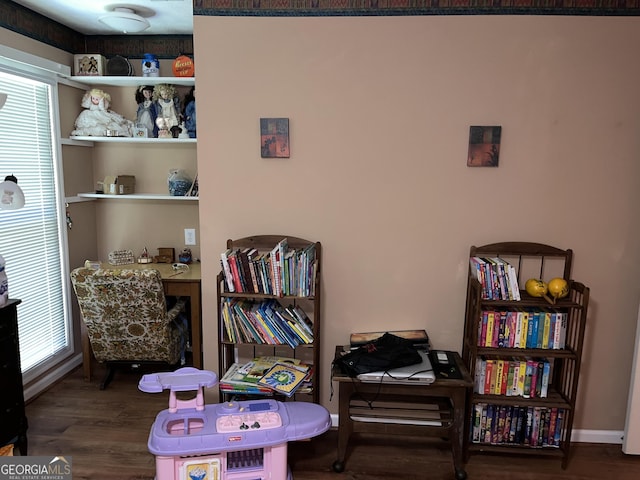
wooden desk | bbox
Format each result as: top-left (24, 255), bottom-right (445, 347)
top-left (332, 346), bottom-right (472, 480)
top-left (81, 263), bottom-right (202, 380)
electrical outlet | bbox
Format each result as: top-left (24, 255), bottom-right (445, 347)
top-left (184, 228), bottom-right (196, 246)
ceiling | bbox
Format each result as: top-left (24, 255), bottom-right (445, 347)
top-left (10, 0), bottom-right (193, 35)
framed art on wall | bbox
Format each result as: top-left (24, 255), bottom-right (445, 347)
top-left (260, 118), bottom-right (290, 158)
top-left (467, 126), bottom-right (501, 167)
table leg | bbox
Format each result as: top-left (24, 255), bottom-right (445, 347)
top-left (188, 283), bottom-right (202, 369)
top-left (450, 388), bottom-right (467, 480)
top-left (81, 322), bottom-right (91, 382)
top-left (333, 381), bottom-right (354, 473)
top-left (163, 280), bottom-right (202, 369)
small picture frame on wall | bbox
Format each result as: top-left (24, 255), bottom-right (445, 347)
top-left (467, 126), bottom-right (501, 167)
top-left (260, 118), bottom-right (290, 158)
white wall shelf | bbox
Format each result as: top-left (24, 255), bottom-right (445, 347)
top-left (61, 138), bottom-right (94, 147)
top-left (77, 193), bottom-right (198, 201)
top-left (68, 136), bottom-right (196, 144)
top-left (65, 196), bottom-right (96, 204)
top-left (67, 76), bottom-right (194, 87)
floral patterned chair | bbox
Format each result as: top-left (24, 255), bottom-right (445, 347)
top-left (70, 267), bottom-right (186, 389)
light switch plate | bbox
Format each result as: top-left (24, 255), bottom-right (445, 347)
top-left (184, 228), bottom-right (196, 245)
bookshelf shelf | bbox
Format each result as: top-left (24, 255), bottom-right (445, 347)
top-left (68, 136), bottom-right (196, 144)
top-left (61, 76), bottom-right (197, 200)
top-left (217, 235), bottom-right (322, 404)
top-left (66, 76), bottom-right (195, 87)
top-left (462, 242), bottom-right (589, 469)
top-left (77, 192), bottom-right (198, 201)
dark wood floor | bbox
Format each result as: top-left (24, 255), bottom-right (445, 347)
top-left (23, 366), bottom-right (640, 480)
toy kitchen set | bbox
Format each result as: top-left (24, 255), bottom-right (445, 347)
top-left (138, 368), bottom-right (331, 480)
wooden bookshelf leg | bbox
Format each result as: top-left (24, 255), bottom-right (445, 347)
top-left (451, 389), bottom-right (467, 480)
top-left (333, 382), bottom-right (354, 472)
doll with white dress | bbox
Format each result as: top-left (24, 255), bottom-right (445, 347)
top-left (153, 84), bottom-right (180, 138)
top-left (71, 88), bottom-right (133, 137)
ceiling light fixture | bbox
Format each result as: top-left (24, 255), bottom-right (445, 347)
top-left (98, 7), bottom-right (151, 34)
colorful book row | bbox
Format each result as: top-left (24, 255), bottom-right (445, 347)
top-left (471, 403), bottom-right (565, 448)
top-left (220, 298), bottom-right (314, 348)
top-left (221, 238), bottom-right (317, 297)
top-left (478, 309), bottom-right (567, 350)
top-left (219, 356), bottom-right (313, 397)
top-left (474, 357), bottom-right (553, 398)
top-left (470, 256), bottom-right (521, 301)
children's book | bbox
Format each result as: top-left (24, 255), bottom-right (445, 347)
top-left (240, 356), bottom-right (303, 384)
top-left (218, 363), bottom-right (273, 394)
top-left (257, 362), bottom-right (309, 397)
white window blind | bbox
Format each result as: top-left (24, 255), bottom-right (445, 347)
top-left (0, 67), bottom-right (72, 381)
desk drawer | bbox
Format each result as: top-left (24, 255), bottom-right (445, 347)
top-left (164, 282), bottom-right (195, 296)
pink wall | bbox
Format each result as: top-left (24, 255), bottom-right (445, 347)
top-left (194, 15), bottom-right (640, 430)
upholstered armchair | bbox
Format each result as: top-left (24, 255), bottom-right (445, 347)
top-left (70, 267), bottom-right (186, 389)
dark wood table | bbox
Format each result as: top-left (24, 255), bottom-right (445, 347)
top-left (331, 346), bottom-right (472, 480)
top-left (1, 299), bottom-right (27, 455)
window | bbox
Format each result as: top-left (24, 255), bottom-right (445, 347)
top-left (0, 59), bottom-right (73, 386)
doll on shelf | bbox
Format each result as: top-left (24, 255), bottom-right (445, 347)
top-left (153, 84), bottom-right (180, 137)
top-left (71, 88), bottom-right (133, 137)
top-left (135, 85), bottom-right (158, 138)
top-left (182, 86), bottom-right (196, 138)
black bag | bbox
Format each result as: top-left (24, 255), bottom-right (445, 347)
top-left (334, 332), bottom-right (422, 377)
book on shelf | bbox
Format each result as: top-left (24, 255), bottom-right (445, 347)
top-left (237, 248), bottom-right (254, 293)
top-left (227, 250), bottom-right (243, 293)
top-left (238, 355), bottom-right (304, 384)
top-left (220, 298), bottom-right (314, 346)
top-left (471, 403), bottom-right (564, 447)
top-left (220, 249), bottom-right (235, 292)
top-left (470, 256), bottom-right (521, 301)
top-left (478, 308), bottom-right (568, 352)
top-left (275, 309), bottom-right (311, 344)
top-left (231, 300), bottom-right (265, 343)
top-left (220, 238), bottom-right (317, 298)
top-left (246, 248), bottom-right (260, 293)
top-left (221, 299), bottom-right (237, 342)
top-left (220, 356), bottom-right (310, 397)
top-left (218, 363), bottom-right (274, 395)
top-left (475, 357), bottom-right (552, 399)
top-left (257, 362), bottom-right (309, 397)
top-left (489, 257), bottom-right (509, 301)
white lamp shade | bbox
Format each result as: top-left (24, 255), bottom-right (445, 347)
top-left (0, 175), bottom-right (25, 210)
top-left (98, 8), bottom-right (150, 34)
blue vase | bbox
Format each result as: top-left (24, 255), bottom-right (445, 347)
top-left (141, 54), bottom-right (159, 77)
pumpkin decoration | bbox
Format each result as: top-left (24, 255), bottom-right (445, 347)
top-left (172, 55), bottom-right (194, 77)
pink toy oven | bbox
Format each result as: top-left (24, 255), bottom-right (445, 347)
top-left (139, 367), bottom-right (331, 480)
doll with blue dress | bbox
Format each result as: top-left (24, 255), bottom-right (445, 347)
top-left (135, 85), bottom-right (158, 138)
top-left (183, 86), bottom-right (196, 138)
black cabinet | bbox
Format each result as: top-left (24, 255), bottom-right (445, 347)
top-left (0, 299), bottom-right (27, 455)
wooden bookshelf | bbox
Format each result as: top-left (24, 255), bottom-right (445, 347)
top-left (217, 235), bottom-right (321, 404)
top-left (462, 242), bottom-right (589, 468)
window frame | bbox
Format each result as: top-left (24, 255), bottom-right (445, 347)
top-left (0, 46), bottom-right (78, 397)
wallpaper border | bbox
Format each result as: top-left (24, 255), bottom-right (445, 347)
top-left (3, 0), bottom-right (640, 56)
top-left (193, 1), bottom-right (640, 18)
